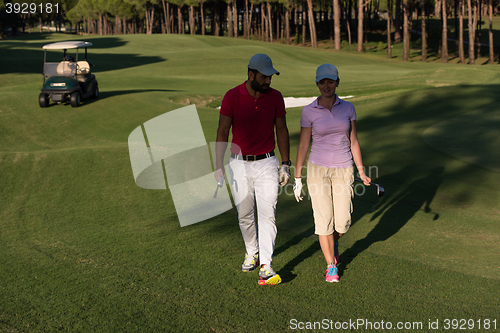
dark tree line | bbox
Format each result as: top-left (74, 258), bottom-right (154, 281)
top-left (1, 0), bottom-right (499, 64)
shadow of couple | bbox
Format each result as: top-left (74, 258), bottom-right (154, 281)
top-left (276, 166), bottom-right (444, 283)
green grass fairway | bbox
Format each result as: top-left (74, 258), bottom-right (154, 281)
top-left (423, 102), bottom-right (500, 173)
top-left (1, 33), bottom-right (500, 332)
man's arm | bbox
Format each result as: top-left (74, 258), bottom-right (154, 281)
top-left (215, 114), bottom-right (232, 181)
top-left (276, 115), bottom-right (291, 186)
top-left (275, 116), bottom-right (290, 163)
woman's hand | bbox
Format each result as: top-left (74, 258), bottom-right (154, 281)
top-left (359, 173), bottom-right (371, 186)
top-left (293, 178), bottom-right (303, 202)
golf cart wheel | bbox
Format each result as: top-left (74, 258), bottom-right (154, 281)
top-left (92, 82), bottom-right (99, 99)
top-left (70, 92), bottom-right (81, 107)
top-left (39, 93), bottom-right (49, 108)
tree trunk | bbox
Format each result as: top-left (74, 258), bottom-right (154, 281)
top-left (268, 2), bottom-right (274, 42)
top-left (442, 0), bottom-right (448, 62)
top-left (227, 2), bottom-right (233, 37)
top-left (162, 0), bottom-right (171, 33)
top-left (459, 0), bottom-right (465, 63)
top-left (347, 10), bottom-right (352, 45)
top-left (279, 5), bottom-right (284, 43)
top-left (367, 1), bottom-right (372, 33)
top-left (98, 14), bottom-right (103, 35)
top-left (334, 0), bottom-right (341, 50)
top-left (285, 6), bottom-right (291, 44)
top-left (357, 0), bottom-right (364, 51)
top-left (292, 5), bottom-right (296, 40)
top-left (178, 6), bottom-right (184, 34)
top-left (170, 6), bottom-right (175, 33)
top-left (214, 2), bottom-right (221, 36)
top-left (201, 2), bottom-right (205, 35)
top-left (189, 6), bottom-right (195, 34)
top-left (302, 3), bottom-right (307, 45)
top-left (421, 0), bottom-right (427, 61)
top-left (233, 0), bottom-right (238, 38)
top-left (395, 0), bottom-right (402, 42)
top-left (328, 9), bottom-right (333, 44)
top-left (467, 0), bottom-right (475, 63)
top-left (277, 4), bottom-right (281, 42)
top-left (489, 0), bottom-right (494, 64)
top-left (476, 0), bottom-right (481, 59)
top-left (244, 0), bottom-right (249, 39)
top-left (454, 0), bottom-right (459, 55)
top-left (161, 0), bottom-right (170, 34)
top-left (306, 0), bottom-right (317, 47)
top-left (115, 15), bottom-right (120, 34)
top-left (365, 3), bottom-right (370, 43)
top-left (388, 0), bottom-right (392, 58)
top-left (261, 3), bottom-right (266, 41)
top-left (472, 0), bottom-right (477, 61)
top-left (403, 1), bottom-right (409, 61)
top-left (103, 13), bottom-right (109, 35)
top-left (435, 0), bottom-right (441, 16)
top-left (248, 3), bottom-right (254, 39)
top-left (262, 3), bottom-right (267, 41)
top-left (146, 6), bottom-right (154, 34)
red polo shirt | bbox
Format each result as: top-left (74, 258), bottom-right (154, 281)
top-left (220, 82), bottom-right (286, 156)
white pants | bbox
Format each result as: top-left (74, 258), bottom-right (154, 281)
top-left (228, 156), bottom-right (279, 267)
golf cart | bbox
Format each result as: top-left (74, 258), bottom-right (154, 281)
top-left (39, 41), bottom-right (99, 108)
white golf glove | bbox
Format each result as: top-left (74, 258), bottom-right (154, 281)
top-left (279, 164), bottom-right (291, 187)
top-left (293, 178), bottom-right (303, 202)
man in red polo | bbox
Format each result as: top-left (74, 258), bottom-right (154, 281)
top-left (215, 54), bottom-right (291, 286)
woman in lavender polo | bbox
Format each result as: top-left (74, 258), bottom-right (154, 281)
top-left (293, 64), bottom-right (371, 283)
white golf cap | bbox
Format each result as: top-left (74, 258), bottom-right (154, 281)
top-left (316, 63), bottom-right (339, 82)
top-left (248, 54), bottom-right (280, 76)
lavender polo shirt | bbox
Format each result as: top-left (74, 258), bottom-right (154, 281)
top-left (300, 95), bottom-right (357, 168)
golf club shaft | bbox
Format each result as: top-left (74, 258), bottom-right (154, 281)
top-left (354, 178), bottom-right (376, 186)
top-left (355, 178), bottom-right (385, 197)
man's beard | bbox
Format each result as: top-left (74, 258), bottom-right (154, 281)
top-left (250, 79), bottom-right (269, 93)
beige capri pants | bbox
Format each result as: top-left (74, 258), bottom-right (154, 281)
top-left (306, 161), bottom-right (354, 235)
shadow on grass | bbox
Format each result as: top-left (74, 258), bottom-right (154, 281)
top-left (85, 89), bottom-right (183, 104)
top-left (275, 166), bottom-right (444, 282)
top-left (338, 166), bottom-right (444, 277)
top-left (274, 226), bottom-right (317, 283)
top-left (41, 89), bottom-right (182, 108)
top-left (0, 35), bottom-right (165, 74)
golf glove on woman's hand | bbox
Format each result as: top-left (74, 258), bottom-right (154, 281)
top-left (293, 178), bottom-right (303, 202)
top-left (279, 165), bottom-right (291, 186)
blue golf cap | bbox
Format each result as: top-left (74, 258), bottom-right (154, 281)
top-left (248, 54), bottom-right (280, 76)
top-left (316, 64), bottom-right (339, 82)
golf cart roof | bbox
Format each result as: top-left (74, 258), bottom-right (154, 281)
top-left (42, 41), bottom-right (93, 50)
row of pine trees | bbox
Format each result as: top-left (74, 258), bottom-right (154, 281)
top-left (3, 0), bottom-right (498, 64)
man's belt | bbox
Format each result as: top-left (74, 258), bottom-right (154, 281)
top-left (231, 151), bottom-right (275, 162)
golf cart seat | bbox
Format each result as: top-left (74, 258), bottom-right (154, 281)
top-left (76, 61), bottom-right (91, 81)
top-left (56, 61), bottom-right (77, 76)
